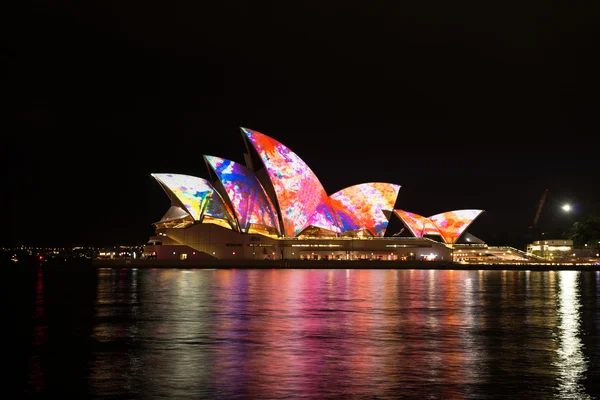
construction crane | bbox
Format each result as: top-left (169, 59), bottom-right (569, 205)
top-left (529, 188), bottom-right (548, 229)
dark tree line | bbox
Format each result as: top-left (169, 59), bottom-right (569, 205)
top-left (564, 213), bottom-right (600, 248)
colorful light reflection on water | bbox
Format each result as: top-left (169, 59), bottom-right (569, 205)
top-left (16, 268), bottom-right (600, 399)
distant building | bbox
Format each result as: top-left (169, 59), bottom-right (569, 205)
top-left (525, 239), bottom-right (600, 262)
top-left (527, 239), bottom-right (573, 260)
top-left (96, 245), bottom-right (143, 260)
top-left (142, 128), bottom-right (484, 261)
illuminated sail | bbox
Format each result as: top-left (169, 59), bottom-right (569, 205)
top-left (393, 209), bottom-right (442, 237)
top-left (428, 209), bottom-right (483, 243)
top-left (330, 183), bottom-right (400, 236)
top-left (242, 127), bottom-right (341, 236)
top-left (204, 155), bottom-right (281, 236)
top-left (151, 173), bottom-right (235, 229)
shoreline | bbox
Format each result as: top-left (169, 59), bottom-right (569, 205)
top-left (91, 259), bottom-right (600, 271)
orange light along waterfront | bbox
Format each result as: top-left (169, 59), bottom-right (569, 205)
top-left (6, 244), bottom-right (599, 270)
top-left (92, 258), bottom-right (600, 271)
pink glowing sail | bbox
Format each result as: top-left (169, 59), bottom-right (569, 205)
top-left (428, 209), bottom-right (483, 243)
top-left (330, 183), bottom-right (400, 236)
top-left (242, 127), bottom-right (341, 236)
top-left (151, 173), bottom-right (235, 229)
top-left (204, 155), bottom-right (281, 236)
top-left (393, 209), bottom-right (442, 237)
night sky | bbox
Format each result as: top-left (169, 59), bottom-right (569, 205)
top-left (3, 1), bottom-right (599, 248)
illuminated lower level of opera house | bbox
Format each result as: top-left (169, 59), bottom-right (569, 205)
top-left (142, 127), bottom-right (486, 262)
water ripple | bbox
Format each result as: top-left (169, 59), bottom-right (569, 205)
top-left (14, 268), bottom-right (600, 399)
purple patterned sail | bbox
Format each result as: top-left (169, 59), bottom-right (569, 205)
top-left (204, 155), bottom-right (281, 236)
top-left (330, 183), bottom-right (401, 236)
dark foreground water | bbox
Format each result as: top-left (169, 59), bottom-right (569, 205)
top-left (5, 264), bottom-right (600, 399)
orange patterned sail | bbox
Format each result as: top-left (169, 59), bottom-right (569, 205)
top-left (428, 209), bottom-right (483, 243)
top-left (393, 209), bottom-right (442, 238)
top-left (242, 127), bottom-right (342, 237)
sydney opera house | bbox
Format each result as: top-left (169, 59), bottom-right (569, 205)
top-left (142, 128), bottom-right (484, 262)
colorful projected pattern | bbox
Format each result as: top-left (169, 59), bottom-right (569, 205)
top-left (204, 155), bottom-right (281, 235)
top-left (429, 209), bottom-right (483, 243)
top-left (393, 209), bottom-right (442, 237)
top-left (203, 192), bottom-right (236, 227)
top-left (303, 199), bottom-right (344, 234)
top-left (151, 173), bottom-right (213, 220)
top-left (242, 127), bottom-right (341, 236)
top-left (329, 197), bottom-right (364, 232)
top-left (329, 183), bottom-right (401, 236)
top-left (151, 173), bottom-right (235, 228)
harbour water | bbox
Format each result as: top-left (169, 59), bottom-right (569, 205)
top-left (8, 265), bottom-right (600, 399)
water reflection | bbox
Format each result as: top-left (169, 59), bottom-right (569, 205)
top-left (18, 268), bottom-right (600, 399)
top-left (555, 271), bottom-right (591, 399)
top-left (90, 268), bottom-right (219, 398)
top-left (25, 267), bottom-right (46, 394)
